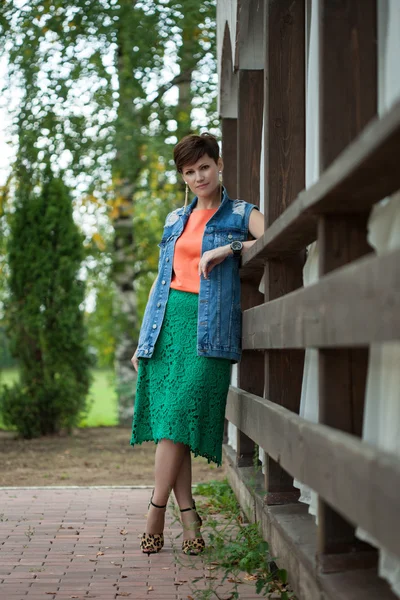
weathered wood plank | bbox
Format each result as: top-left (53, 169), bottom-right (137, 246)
top-left (236, 68), bottom-right (264, 466)
top-left (240, 96), bottom-right (400, 280)
top-left (319, 0), bottom-right (377, 169)
top-left (226, 386), bottom-right (400, 561)
top-left (221, 118), bottom-right (238, 199)
top-left (317, 220), bottom-right (373, 559)
top-left (242, 247), bottom-right (400, 350)
top-left (262, 0), bottom-right (306, 501)
top-left (224, 445), bottom-right (398, 599)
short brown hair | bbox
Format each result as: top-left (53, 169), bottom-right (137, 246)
top-left (173, 132), bottom-right (220, 173)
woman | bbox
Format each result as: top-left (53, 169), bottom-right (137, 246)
top-left (130, 132), bottom-right (264, 556)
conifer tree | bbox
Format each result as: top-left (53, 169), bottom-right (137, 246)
top-left (1, 167), bottom-right (91, 438)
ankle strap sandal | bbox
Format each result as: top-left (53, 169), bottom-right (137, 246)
top-left (140, 491), bottom-right (167, 555)
top-left (180, 500), bottom-right (205, 555)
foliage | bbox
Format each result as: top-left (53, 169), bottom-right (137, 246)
top-left (0, 368), bottom-right (119, 429)
top-left (0, 0), bottom-right (219, 374)
top-left (0, 169), bottom-right (92, 438)
top-left (179, 480), bottom-right (295, 599)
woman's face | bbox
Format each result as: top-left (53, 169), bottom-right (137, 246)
top-left (182, 154), bottom-right (223, 199)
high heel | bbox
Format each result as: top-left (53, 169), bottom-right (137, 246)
top-left (180, 500), bottom-right (205, 555)
top-left (140, 491), bottom-right (167, 555)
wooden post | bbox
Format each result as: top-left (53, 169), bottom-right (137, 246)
top-left (317, 0), bottom-right (378, 572)
top-left (222, 117), bottom-right (238, 445)
top-left (222, 118), bottom-right (238, 199)
top-left (262, 0), bottom-right (306, 504)
top-left (236, 69), bottom-right (264, 467)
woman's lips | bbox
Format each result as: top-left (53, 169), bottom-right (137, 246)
top-left (197, 183), bottom-right (208, 189)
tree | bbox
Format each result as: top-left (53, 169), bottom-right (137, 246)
top-left (0, 0), bottom-right (218, 423)
top-left (1, 167), bottom-right (92, 438)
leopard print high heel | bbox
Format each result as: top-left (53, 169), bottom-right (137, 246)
top-left (140, 491), bottom-right (166, 555)
top-left (180, 500), bottom-right (205, 555)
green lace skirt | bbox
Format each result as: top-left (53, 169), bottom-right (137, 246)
top-left (130, 288), bottom-right (231, 465)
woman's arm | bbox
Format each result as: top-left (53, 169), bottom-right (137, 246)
top-left (199, 209), bottom-right (265, 279)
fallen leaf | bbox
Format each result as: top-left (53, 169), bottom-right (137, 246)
top-left (89, 559), bottom-right (97, 563)
top-left (228, 578), bottom-right (242, 584)
top-left (120, 529), bottom-right (127, 535)
top-left (96, 551), bottom-right (104, 557)
top-left (161, 567), bottom-right (170, 570)
top-left (243, 574), bottom-right (258, 581)
top-left (147, 586), bottom-right (153, 592)
top-left (174, 580), bottom-right (187, 585)
top-left (70, 596), bottom-right (80, 599)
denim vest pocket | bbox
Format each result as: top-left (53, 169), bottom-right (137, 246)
top-left (214, 227), bottom-right (245, 247)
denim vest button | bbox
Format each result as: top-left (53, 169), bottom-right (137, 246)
top-left (162, 280), bottom-right (166, 285)
top-left (157, 302), bottom-right (161, 308)
top-left (144, 349), bottom-right (148, 354)
top-left (166, 257), bottom-right (169, 262)
top-left (152, 324), bottom-right (157, 329)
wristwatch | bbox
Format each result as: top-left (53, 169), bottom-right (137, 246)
top-left (230, 240), bottom-right (243, 256)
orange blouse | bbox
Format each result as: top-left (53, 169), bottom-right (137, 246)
top-left (170, 208), bottom-right (218, 294)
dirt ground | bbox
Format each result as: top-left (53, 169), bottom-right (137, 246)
top-left (0, 426), bottom-right (226, 487)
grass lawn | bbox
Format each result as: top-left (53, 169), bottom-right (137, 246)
top-left (0, 368), bottom-right (118, 429)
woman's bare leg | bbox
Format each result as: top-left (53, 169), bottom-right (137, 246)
top-left (145, 439), bottom-right (186, 534)
top-left (173, 446), bottom-right (192, 507)
top-left (173, 448), bottom-right (201, 540)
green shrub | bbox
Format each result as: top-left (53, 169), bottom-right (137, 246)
top-left (1, 168), bottom-right (92, 437)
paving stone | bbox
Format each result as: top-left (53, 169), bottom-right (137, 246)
top-left (0, 487), bottom-right (264, 599)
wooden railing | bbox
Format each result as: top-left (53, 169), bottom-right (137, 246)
top-left (224, 98), bottom-right (400, 600)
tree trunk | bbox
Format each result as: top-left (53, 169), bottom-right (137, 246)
top-left (112, 0), bottom-right (140, 425)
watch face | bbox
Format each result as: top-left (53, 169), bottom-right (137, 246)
top-left (231, 240), bottom-right (243, 253)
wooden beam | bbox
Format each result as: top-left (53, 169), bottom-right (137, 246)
top-left (226, 386), bottom-right (400, 561)
top-left (317, 0), bottom-right (377, 566)
top-left (242, 247), bottom-right (400, 350)
top-left (261, 0), bottom-right (306, 503)
top-left (224, 445), bottom-right (397, 598)
top-left (221, 118), bottom-right (237, 198)
top-left (237, 70), bottom-right (263, 204)
top-left (240, 96), bottom-right (400, 281)
top-left (236, 68), bottom-right (264, 467)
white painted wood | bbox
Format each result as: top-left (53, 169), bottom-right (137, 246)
top-left (217, 0), bottom-right (238, 117)
top-left (356, 2), bottom-right (400, 595)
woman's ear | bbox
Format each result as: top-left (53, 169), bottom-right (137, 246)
top-left (218, 157), bottom-right (224, 172)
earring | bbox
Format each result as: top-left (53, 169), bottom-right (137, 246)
top-left (219, 172), bottom-right (223, 201)
top-left (184, 181), bottom-right (189, 212)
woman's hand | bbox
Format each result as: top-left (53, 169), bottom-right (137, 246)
top-left (131, 349), bottom-right (139, 372)
top-left (198, 245), bottom-right (231, 280)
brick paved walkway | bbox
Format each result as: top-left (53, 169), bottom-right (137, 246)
top-left (0, 487), bottom-right (262, 600)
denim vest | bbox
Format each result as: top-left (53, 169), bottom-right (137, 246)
top-left (137, 188), bottom-right (258, 363)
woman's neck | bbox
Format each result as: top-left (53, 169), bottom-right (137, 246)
top-left (195, 187), bottom-right (222, 210)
